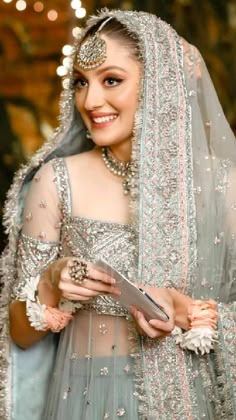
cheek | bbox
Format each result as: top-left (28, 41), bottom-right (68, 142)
top-left (74, 93), bottom-right (84, 114)
top-left (115, 86), bottom-right (139, 113)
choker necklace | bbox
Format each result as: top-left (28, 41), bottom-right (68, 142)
top-left (101, 147), bottom-right (134, 195)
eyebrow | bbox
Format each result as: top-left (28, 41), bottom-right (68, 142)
top-left (73, 65), bottom-right (127, 76)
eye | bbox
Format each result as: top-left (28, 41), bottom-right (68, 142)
top-left (73, 77), bottom-right (88, 89)
top-left (104, 77), bottom-right (123, 87)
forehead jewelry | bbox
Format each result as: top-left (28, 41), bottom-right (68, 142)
top-left (77, 17), bottom-right (113, 70)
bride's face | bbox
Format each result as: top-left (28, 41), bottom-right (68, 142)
top-left (74, 34), bottom-right (141, 159)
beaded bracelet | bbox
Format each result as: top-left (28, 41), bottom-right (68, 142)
top-left (26, 298), bottom-right (73, 333)
top-left (172, 300), bottom-right (218, 355)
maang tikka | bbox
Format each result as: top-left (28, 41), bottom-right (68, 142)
top-left (77, 17), bottom-right (113, 70)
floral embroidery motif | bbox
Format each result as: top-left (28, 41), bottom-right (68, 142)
top-left (100, 367), bottom-right (109, 376)
top-left (99, 323), bottom-right (108, 334)
top-left (117, 408), bottom-right (126, 416)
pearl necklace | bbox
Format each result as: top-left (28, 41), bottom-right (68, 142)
top-left (101, 146), bottom-right (134, 195)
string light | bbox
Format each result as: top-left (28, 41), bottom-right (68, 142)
top-left (16, 0), bottom-right (27, 11)
top-left (2, 0), bottom-right (87, 24)
top-left (56, 0), bottom-right (86, 79)
top-left (33, 1), bottom-right (44, 12)
top-left (56, 66), bottom-right (68, 77)
top-left (75, 7), bottom-right (86, 19)
top-left (71, 0), bottom-right (81, 10)
top-left (62, 57), bottom-right (73, 69)
top-left (47, 9), bottom-right (58, 21)
top-left (62, 45), bottom-right (74, 56)
top-left (72, 27), bottom-right (82, 38)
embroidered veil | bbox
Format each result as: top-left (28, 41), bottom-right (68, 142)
top-left (0, 9), bottom-right (235, 420)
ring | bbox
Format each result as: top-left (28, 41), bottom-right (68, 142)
top-left (69, 258), bottom-right (88, 284)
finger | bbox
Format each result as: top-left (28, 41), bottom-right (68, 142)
top-left (87, 266), bottom-right (116, 284)
top-left (131, 308), bottom-right (165, 339)
top-left (82, 280), bottom-right (121, 295)
top-left (60, 282), bottom-right (98, 297)
top-left (149, 318), bottom-right (175, 333)
top-left (130, 308), bottom-right (169, 338)
top-left (59, 278), bottom-right (120, 296)
top-left (62, 292), bottom-right (95, 301)
top-left (65, 261), bottom-right (116, 285)
top-left (60, 266), bottom-right (72, 282)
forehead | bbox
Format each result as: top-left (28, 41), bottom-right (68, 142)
top-left (100, 34), bottom-right (132, 58)
top-left (76, 34), bottom-right (137, 72)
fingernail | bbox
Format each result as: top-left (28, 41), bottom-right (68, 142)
top-left (114, 289), bottom-right (121, 295)
top-left (111, 278), bottom-right (116, 284)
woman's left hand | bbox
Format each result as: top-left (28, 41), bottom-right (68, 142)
top-left (130, 287), bottom-right (175, 339)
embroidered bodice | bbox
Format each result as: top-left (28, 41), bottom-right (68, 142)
top-left (60, 216), bottom-right (137, 316)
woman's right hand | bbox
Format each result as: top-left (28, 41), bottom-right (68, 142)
top-left (41, 257), bottom-right (121, 303)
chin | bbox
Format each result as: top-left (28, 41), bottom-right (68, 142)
top-left (91, 138), bottom-right (117, 148)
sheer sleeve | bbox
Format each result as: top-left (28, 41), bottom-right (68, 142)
top-left (12, 161), bottom-right (61, 306)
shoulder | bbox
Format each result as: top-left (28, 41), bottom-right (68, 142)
top-left (64, 149), bottom-right (101, 172)
top-left (33, 159), bottom-right (57, 182)
top-left (65, 149), bottom-right (99, 163)
top-left (25, 160), bottom-right (59, 202)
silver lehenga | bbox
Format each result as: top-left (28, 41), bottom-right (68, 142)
top-left (21, 158), bottom-right (139, 419)
top-left (0, 9), bottom-right (236, 420)
top-left (43, 160), bottom-right (139, 418)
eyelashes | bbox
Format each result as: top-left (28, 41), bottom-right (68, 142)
top-left (104, 77), bottom-right (123, 86)
top-left (73, 77), bottom-right (87, 88)
top-left (73, 76), bottom-right (123, 89)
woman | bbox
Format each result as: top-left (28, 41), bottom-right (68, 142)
top-left (1, 9), bottom-right (235, 420)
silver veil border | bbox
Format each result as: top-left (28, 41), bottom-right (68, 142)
top-left (0, 9), bottom-right (236, 420)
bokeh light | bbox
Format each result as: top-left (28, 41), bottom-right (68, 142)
top-left (33, 1), bottom-right (44, 12)
top-left (47, 9), bottom-right (58, 21)
top-left (72, 26), bottom-right (82, 38)
top-left (16, 0), bottom-right (27, 11)
top-left (75, 7), bottom-right (86, 19)
top-left (71, 0), bottom-right (82, 10)
top-left (56, 66), bottom-right (68, 77)
top-left (62, 44), bottom-right (73, 56)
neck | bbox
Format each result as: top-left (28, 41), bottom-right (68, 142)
top-left (108, 143), bottom-right (132, 162)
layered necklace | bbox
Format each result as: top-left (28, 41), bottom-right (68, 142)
top-left (101, 146), bottom-right (134, 195)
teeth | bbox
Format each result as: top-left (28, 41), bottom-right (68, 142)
top-left (93, 115), bottom-right (117, 124)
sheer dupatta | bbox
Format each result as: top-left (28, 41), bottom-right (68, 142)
top-left (123, 12), bottom-right (236, 418)
top-left (0, 9), bottom-right (235, 420)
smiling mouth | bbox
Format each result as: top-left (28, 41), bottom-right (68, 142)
top-left (92, 115), bottom-right (118, 124)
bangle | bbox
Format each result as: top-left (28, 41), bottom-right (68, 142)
top-left (17, 271), bottom-right (78, 332)
top-left (26, 298), bottom-right (73, 333)
top-left (44, 306), bottom-right (73, 333)
top-left (172, 299), bottom-right (218, 355)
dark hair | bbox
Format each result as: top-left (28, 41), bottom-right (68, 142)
top-left (83, 17), bottom-right (140, 60)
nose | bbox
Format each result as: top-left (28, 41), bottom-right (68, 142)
top-left (84, 81), bottom-right (104, 111)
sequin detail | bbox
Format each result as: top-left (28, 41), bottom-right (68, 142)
top-left (117, 408), bottom-right (126, 416)
top-left (13, 234), bottom-right (59, 299)
top-left (25, 212), bottom-right (33, 222)
top-left (99, 324), bottom-right (108, 334)
top-left (100, 367), bottom-right (109, 376)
